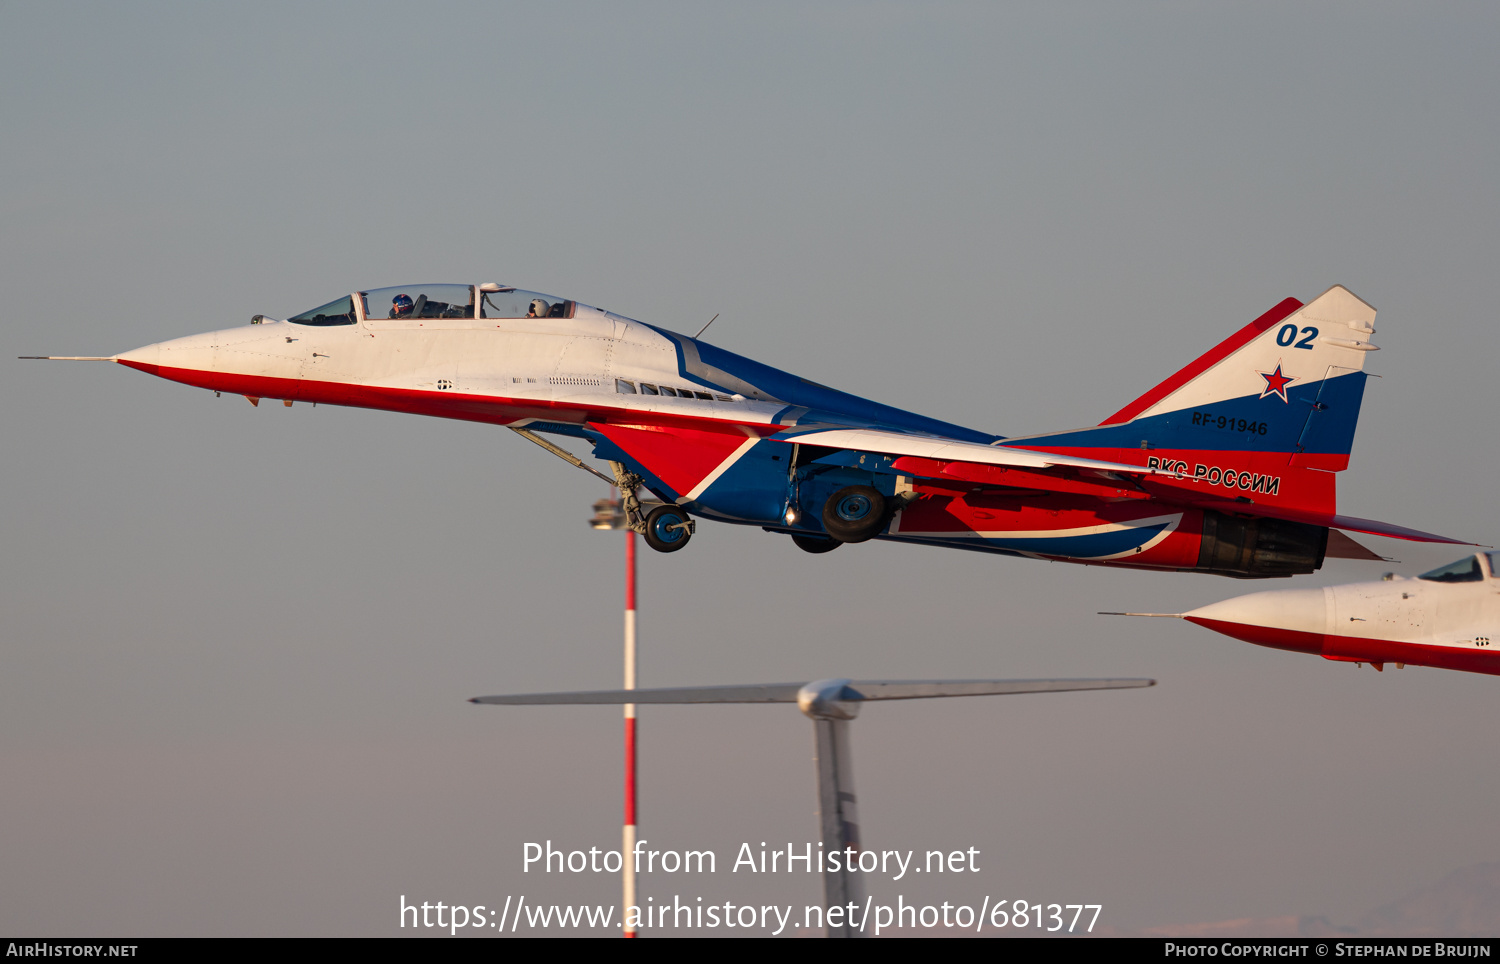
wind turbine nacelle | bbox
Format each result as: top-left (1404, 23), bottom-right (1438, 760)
top-left (797, 680), bottom-right (861, 721)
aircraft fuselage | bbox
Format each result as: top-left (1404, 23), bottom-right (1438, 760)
top-left (1180, 554), bottom-right (1500, 675)
top-left (92, 281), bottom-right (1447, 575)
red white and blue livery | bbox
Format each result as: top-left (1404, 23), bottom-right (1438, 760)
top-left (31, 282), bottom-right (1462, 577)
top-left (1111, 554), bottom-right (1500, 676)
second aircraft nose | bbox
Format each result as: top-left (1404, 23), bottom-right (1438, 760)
top-left (113, 341), bottom-right (161, 374)
top-left (111, 328), bottom-right (225, 388)
top-left (1182, 587), bottom-right (1331, 655)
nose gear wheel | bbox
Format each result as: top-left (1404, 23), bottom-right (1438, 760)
top-left (643, 503), bottom-right (695, 553)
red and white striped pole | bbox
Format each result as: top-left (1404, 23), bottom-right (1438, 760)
top-left (622, 527), bottom-right (639, 937)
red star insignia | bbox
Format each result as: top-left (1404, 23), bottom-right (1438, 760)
top-left (1257, 362), bottom-right (1295, 403)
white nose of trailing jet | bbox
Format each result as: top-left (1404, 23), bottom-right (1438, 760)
top-left (115, 329), bottom-right (221, 377)
top-left (113, 341), bottom-right (162, 373)
top-left (1182, 587), bottom-right (1331, 655)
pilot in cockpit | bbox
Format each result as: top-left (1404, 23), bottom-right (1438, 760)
top-left (391, 291), bottom-right (465, 319)
top-left (527, 298), bottom-right (551, 318)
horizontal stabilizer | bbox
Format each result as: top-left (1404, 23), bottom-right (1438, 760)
top-left (1325, 529), bottom-right (1391, 561)
top-left (471, 677), bottom-right (1155, 705)
top-left (1327, 513), bottom-right (1476, 546)
top-left (1177, 499), bottom-right (1470, 546)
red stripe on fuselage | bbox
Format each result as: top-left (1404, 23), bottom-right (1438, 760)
top-left (591, 422), bottom-right (761, 498)
top-left (1005, 444), bottom-right (1338, 514)
top-left (1185, 617), bottom-right (1500, 677)
top-left (118, 361), bottom-right (783, 436)
top-left (1101, 297), bottom-right (1304, 425)
top-left (895, 492), bottom-right (1203, 568)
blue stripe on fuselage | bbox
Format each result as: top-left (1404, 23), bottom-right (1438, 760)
top-left (683, 438), bottom-right (789, 523)
top-left (1011, 371), bottom-right (1367, 455)
top-left (643, 324), bottom-right (999, 443)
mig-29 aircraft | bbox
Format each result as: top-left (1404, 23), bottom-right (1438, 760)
top-left (1107, 553), bottom-right (1500, 676)
top-left (28, 282), bottom-right (1461, 576)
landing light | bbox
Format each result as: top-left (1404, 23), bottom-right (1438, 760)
top-left (591, 497), bottom-right (627, 530)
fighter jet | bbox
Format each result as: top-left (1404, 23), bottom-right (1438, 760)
top-left (1107, 553), bottom-right (1500, 675)
top-left (25, 282), bottom-right (1461, 575)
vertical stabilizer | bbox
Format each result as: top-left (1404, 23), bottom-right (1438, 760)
top-left (1011, 287), bottom-right (1380, 514)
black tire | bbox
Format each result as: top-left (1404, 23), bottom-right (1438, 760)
top-left (643, 504), bottom-right (693, 553)
top-left (821, 485), bottom-right (888, 543)
top-left (791, 533), bottom-right (841, 554)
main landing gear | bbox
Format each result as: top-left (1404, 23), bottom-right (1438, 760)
top-left (790, 483), bottom-right (914, 552)
top-left (791, 534), bottom-right (841, 554)
top-left (820, 485), bottom-right (888, 544)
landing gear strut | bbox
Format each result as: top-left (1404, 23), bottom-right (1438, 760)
top-left (610, 461), bottom-right (695, 553)
top-left (504, 430), bottom-right (697, 552)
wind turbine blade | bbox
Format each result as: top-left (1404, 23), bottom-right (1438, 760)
top-left (840, 678), bottom-right (1155, 700)
top-left (471, 678), bottom-right (1155, 705)
top-left (471, 683), bottom-right (805, 705)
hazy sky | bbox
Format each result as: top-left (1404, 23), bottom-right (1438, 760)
top-left (4, 1), bottom-right (1499, 936)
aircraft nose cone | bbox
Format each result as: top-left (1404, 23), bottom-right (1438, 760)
top-left (116, 330), bottom-right (221, 378)
top-left (113, 342), bottom-right (161, 374)
top-left (1183, 587), bottom-right (1330, 655)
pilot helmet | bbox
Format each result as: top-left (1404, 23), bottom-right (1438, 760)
top-left (529, 298), bottom-right (550, 317)
top-left (391, 293), bottom-right (414, 317)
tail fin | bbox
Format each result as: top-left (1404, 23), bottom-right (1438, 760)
top-left (1012, 286), bottom-right (1380, 514)
top-left (1099, 285), bottom-right (1377, 469)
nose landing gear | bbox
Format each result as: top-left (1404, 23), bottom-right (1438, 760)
top-left (643, 503), bottom-right (695, 553)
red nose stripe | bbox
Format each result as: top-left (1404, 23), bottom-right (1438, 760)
top-left (115, 358), bottom-right (160, 377)
top-left (1185, 617), bottom-right (1500, 676)
top-left (1184, 617), bottom-right (1324, 655)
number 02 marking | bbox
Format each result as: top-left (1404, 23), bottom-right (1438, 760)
top-left (1276, 323), bottom-right (1319, 349)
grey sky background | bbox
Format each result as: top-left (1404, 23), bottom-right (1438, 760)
top-left (3, 1), bottom-right (1498, 936)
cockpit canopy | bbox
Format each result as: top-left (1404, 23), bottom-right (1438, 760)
top-left (284, 284), bottom-right (575, 326)
top-left (287, 295), bottom-right (357, 326)
top-left (363, 284), bottom-right (474, 320)
top-left (1418, 554), bottom-right (1500, 583)
top-left (477, 286), bottom-right (572, 319)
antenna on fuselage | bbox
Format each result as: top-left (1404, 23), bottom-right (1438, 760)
top-left (693, 314), bottom-right (719, 339)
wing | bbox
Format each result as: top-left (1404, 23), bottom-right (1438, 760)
top-left (779, 427), bottom-right (1171, 477)
top-left (777, 426), bottom-right (1467, 545)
